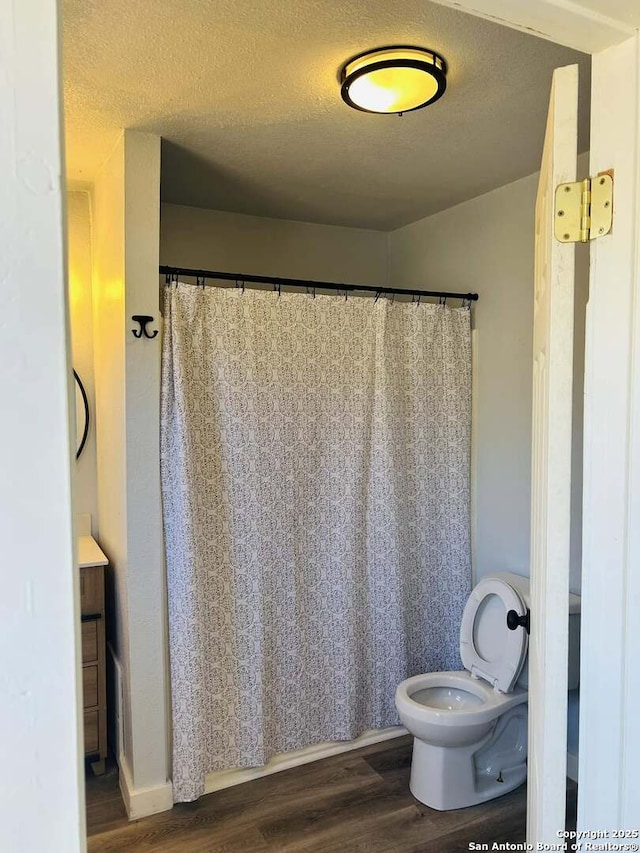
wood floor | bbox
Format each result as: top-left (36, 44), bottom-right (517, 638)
top-left (86, 735), bottom-right (577, 852)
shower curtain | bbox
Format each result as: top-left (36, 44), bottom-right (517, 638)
top-left (161, 283), bottom-right (472, 802)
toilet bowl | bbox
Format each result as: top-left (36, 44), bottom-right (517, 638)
top-left (395, 572), bottom-right (581, 811)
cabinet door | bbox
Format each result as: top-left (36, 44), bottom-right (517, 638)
top-left (81, 619), bottom-right (99, 663)
top-left (80, 566), bottom-right (103, 615)
top-left (84, 712), bottom-right (99, 754)
top-left (83, 665), bottom-right (99, 709)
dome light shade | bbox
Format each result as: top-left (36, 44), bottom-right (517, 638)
top-left (340, 46), bottom-right (447, 115)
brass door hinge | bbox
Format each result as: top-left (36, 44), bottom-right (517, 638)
top-left (554, 173), bottom-right (613, 243)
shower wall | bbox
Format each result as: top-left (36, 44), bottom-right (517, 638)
top-left (160, 203), bottom-right (389, 286)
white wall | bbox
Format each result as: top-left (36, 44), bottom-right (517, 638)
top-left (92, 130), bottom-right (169, 814)
top-left (389, 166), bottom-right (588, 594)
top-left (0, 0), bottom-right (84, 848)
top-left (160, 204), bottom-right (389, 286)
top-left (68, 190), bottom-right (98, 531)
top-left (123, 133), bottom-right (168, 802)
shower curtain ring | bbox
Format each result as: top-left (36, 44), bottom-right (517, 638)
top-left (374, 290), bottom-right (381, 303)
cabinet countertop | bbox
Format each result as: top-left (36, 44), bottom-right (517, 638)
top-left (78, 535), bottom-right (108, 568)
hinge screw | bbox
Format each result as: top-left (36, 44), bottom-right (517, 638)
top-left (558, 210), bottom-right (565, 217)
top-left (564, 186), bottom-right (571, 192)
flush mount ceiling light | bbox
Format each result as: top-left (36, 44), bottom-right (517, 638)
top-left (340, 46), bottom-right (447, 115)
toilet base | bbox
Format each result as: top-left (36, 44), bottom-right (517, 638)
top-left (409, 705), bottom-right (528, 810)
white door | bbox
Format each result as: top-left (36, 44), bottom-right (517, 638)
top-left (528, 64), bottom-right (578, 845)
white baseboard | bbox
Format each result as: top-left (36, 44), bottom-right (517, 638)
top-left (118, 754), bottom-right (173, 820)
top-left (567, 750), bottom-right (579, 783)
top-left (204, 726), bottom-right (407, 796)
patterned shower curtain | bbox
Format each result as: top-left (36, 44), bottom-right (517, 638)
top-left (161, 283), bottom-right (472, 802)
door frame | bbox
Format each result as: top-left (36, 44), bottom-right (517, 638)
top-left (429, 0), bottom-right (640, 835)
top-left (7, 0), bottom-right (638, 845)
top-left (428, 0), bottom-right (638, 53)
top-left (577, 33), bottom-right (640, 830)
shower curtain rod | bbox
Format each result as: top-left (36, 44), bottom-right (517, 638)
top-left (159, 266), bottom-right (479, 303)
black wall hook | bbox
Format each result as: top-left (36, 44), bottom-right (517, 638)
top-left (131, 315), bottom-right (158, 339)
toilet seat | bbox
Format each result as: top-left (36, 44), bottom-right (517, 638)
top-left (459, 577), bottom-right (528, 693)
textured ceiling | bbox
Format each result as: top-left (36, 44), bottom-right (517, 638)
top-left (63, 0), bottom-right (590, 230)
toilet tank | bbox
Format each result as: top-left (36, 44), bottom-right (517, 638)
top-left (492, 572), bottom-right (581, 691)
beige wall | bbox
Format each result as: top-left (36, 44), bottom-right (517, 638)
top-left (389, 163), bottom-right (588, 595)
top-left (68, 190), bottom-right (98, 531)
top-left (160, 204), bottom-right (389, 286)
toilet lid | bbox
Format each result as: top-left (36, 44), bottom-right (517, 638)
top-left (459, 577), bottom-right (528, 693)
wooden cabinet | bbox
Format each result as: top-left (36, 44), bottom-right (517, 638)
top-left (79, 550), bottom-right (108, 775)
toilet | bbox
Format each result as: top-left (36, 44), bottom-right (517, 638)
top-left (395, 572), bottom-right (581, 811)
